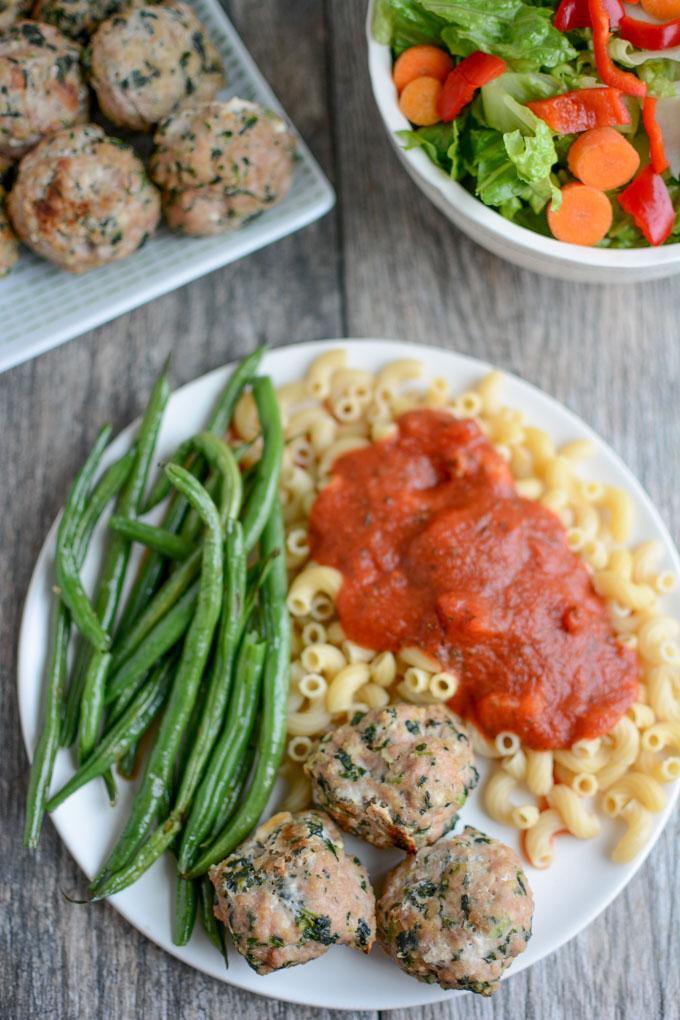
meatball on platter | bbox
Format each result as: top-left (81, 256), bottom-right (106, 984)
top-left (18, 340), bottom-right (680, 1010)
top-left (0, 0), bottom-right (333, 372)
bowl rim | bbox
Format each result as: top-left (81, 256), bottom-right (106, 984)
top-left (365, 1), bottom-right (680, 269)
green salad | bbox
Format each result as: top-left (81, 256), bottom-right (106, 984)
top-left (373, 0), bottom-right (680, 248)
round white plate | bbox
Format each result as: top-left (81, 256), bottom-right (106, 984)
top-left (18, 339), bottom-right (680, 1011)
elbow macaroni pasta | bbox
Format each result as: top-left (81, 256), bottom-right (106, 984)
top-left (267, 353), bottom-right (680, 869)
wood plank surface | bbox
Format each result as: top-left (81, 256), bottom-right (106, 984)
top-left (2, 1), bottom-right (678, 1018)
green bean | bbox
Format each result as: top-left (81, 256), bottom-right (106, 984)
top-left (173, 872), bottom-right (198, 946)
top-left (186, 497), bottom-right (289, 878)
top-left (55, 427), bottom-right (114, 652)
top-left (105, 581), bottom-right (198, 710)
top-left (207, 741), bottom-right (255, 843)
top-left (240, 376), bottom-right (284, 552)
top-left (108, 516), bottom-right (193, 560)
top-left (103, 769), bottom-right (118, 805)
top-left (143, 438), bottom-right (194, 513)
top-left (119, 348), bottom-right (264, 631)
top-left (46, 660), bottom-right (173, 811)
top-left (176, 435), bottom-right (242, 548)
top-left (23, 601), bottom-right (70, 848)
top-left (72, 448), bottom-right (136, 564)
top-left (180, 634), bottom-right (265, 876)
top-left (78, 650), bottom-right (111, 762)
top-left (90, 467), bottom-right (224, 894)
top-left (199, 877), bottom-right (229, 968)
top-left (118, 743), bottom-right (138, 781)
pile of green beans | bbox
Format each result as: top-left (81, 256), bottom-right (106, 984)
top-left (25, 347), bottom-right (292, 953)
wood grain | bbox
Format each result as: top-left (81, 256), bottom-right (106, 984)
top-left (2, 1), bottom-right (678, 1018)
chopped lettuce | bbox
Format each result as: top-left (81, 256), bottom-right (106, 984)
top-left (417, 0), bottom-right (576, 70)
top-left (465, 127), bottom-right (557, 215)
top-left (398, 121), bottom-right (463, 178)
top-left (372, 0), bottom-right (447, 53)
top-left (481, 72), bottom-right (559, 133)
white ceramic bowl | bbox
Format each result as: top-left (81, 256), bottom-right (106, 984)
top-left (366, 1), bottom-right (680, 283)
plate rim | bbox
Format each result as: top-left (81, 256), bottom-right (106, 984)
top-left (17, 337), bottom-right (680, 1011)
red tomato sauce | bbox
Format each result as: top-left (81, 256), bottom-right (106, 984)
top-left (309, 408), bottom-right (640, 750)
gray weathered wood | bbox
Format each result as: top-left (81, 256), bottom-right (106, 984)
top-left (2, 1), bottom-right (678, 1018)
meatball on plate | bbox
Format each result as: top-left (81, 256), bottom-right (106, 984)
top-left (378, 827), bottom-right (534, 995)
top-left (305, 704), bottom-right (479, 851)
top-left (209, 810), bottom-right (375, 975)
top-left (0, 20), bottom-right (89, 159)
top-left (8, 123), bottom-right (160, 271)
top-left (89, 0), bottom-right (224, 131)
top-left (0, 185), bottom-right (17, 275)
top-left (32, 0), bottom-right (132, 42)
top-left (150, 97), bottom-right (296, 235)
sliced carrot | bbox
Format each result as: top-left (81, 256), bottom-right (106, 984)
top-left (398, 76), bottom-right (443, 126)
top-left (393, 45), bottom-right (454, 94)
top-left (547, 183), bottom-right (613, 245)
top-left (567, 127), bottom-right (640, 190)
top-left (640, 0), bottom-right (680, 18)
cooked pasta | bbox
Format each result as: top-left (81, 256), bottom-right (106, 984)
top-left (264, 353), bottom-right (679, 869)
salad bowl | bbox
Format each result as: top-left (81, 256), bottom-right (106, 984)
top-left (366, 1), bottom-right (680, 283)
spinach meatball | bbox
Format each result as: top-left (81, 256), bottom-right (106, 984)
top-left (31, 0), bottom-right (132, 42)
top-left (377, 827), bottom-right (534, 995)
top-left (0, 0), bottom-right (31, 32)
top-left (0, 185), bottom-right (18, 274)
top-left (150, 97), bottom-right (296, 235)
top-left (8, 123), bottom-right (160, 271)
top-left (88, 1), bottom-right (224, 131)
top-left (209, 810), bottom-right (375, 975)
top-left (0, 20), bottom-right (89, 159)
top-left (304, 703), bottom-right (479, 851)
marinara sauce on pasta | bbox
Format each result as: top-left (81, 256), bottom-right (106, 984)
top-left (309, 408), bottom-right (640, 749)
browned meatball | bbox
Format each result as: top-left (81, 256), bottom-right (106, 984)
top-left (31, 0), bottom-right (132, 42)
top-left (304, 704), bottom-right (479, 851)
top-left (150, 97), bottom-right (296, 235)
top-left (0, 184), bottom-right (18, 274)
top-left (89, 1), bottom-right (224, 131)
top-left (0, 21), bottom-right (89, 159)
top-left (209, 810), bottom-right (375, 975)
top-left (0, 0), bottom-right (31, 32)
top-left (377, 827), bottom-right (534, 995)
top-left (8, 123), bottom-right (160, 271)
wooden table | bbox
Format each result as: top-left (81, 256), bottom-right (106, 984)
top-left (2, 2), bottom-right (679, 1018)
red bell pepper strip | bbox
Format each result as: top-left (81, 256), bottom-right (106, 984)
top-left (437, 51), bottom-right (507, 122)
top-left (588, 0), bottom-right (647, 97)
top-left (618, 166), bottom-right (676, 245)
top-left (619, 15), bottom-right (680, 52)
top-left (643, 97), bottom-right (669, 175)
top-left (527, 87), bottom-right (631, 134)
top-left (554, 0), bottom-right (623, 32)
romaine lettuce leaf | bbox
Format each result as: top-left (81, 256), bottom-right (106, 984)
top-left (418, 0), bottom-right (576, 69)
top-left (372, 0), bottom-right (448, 53)
top-left (609, 39), bottom-right (680, 98)
top-left (465, 127), bottom-right (558, 214)
top-left (398, 121), bottom-right (463, 178)
top-left (481, 72), bottom-right (560, 132)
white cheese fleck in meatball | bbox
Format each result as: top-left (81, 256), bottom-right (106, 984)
top-left (150, 97), bottom-right (296, 236)
top-left (209, 810), bottom-right (375, 975)
top-left (0, 20), bottom-right (89, 159)
top-left (377, 826), bottom-right (534, 995)
top-left (8, 123), bottom-right (160, 271)
top-left (88, 1), bottom-right (224, 131)
top-left (304, 703), bottom-right (479, 851)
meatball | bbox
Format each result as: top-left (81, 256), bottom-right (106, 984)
top-left (209, 810), bottom-right (375, 975)
top-left (31, 0), bottom-right (132, 42)
top-left (0, 20), bottom-right (89, 159)
top-left (0, 0), bottom-right (31, 32)
top-left (150, 97), bottom-right (296, 235)
top-left (0, 186), bottom-right (18, 274)
top-left (8, 123), bottom-right (160, 271)
top-left (89, 1), bottom-right (224, 131)
top-left (304, 704), bottom-right (479, 851)
top-left (377, 827), bottom-right (534, 996)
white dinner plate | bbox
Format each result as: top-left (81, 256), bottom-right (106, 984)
top-left (18, 339), bottom-right (680, 1011)
top-left (0, 0), bottom-right (334, 375)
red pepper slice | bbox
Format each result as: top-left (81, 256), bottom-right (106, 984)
top-left (619, 15), bottom-right (680, 52)
top-left (527, 87), bottom-right (631, 134)
top-left (643, 97), bottom-right (669, 175)
top-left (437, 51), bottom-right (507, 122)
top-left (588, 0), bottom-right (647, 97)
top-left (554, 0), bottom-right (623, 32)
top-left (618, 166), bottom-right (676, 245)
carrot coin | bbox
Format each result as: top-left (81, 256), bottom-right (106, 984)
top-left (398, 76), bottom-right (443, 126)
top-left (567, 127), bottom-right (640, 190)
top-left (393, 44), bottom-right (454, 94)
top-left (547, 183), bottom-right (613, 246)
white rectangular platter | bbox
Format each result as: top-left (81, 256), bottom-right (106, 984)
top-left (0, 0), bottom-right (335, 374)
